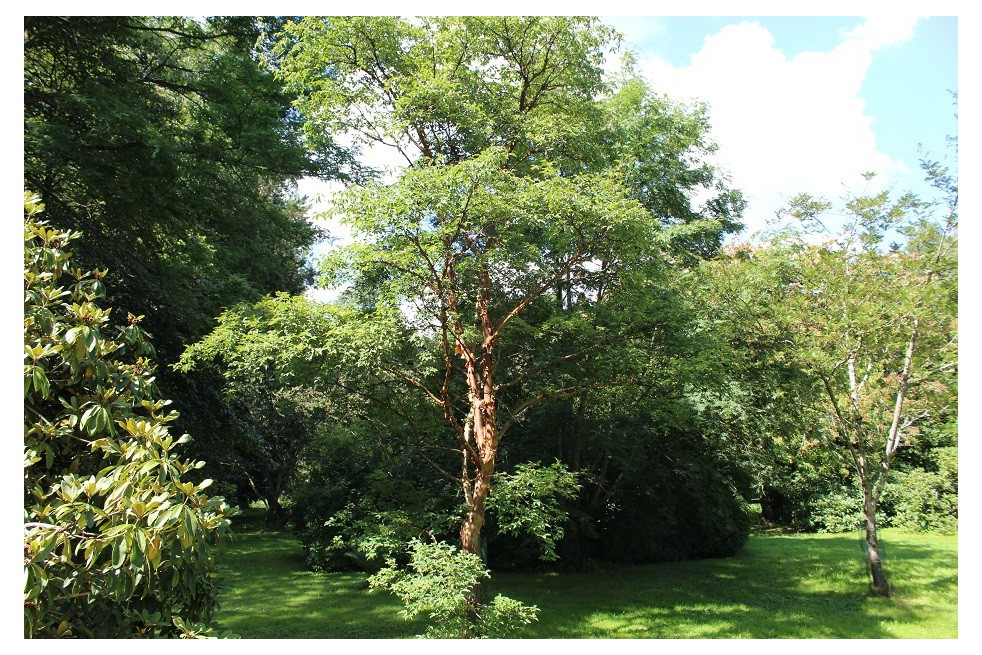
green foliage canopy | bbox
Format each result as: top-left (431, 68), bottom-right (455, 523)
top-left (24, 17), bottom-right (334, 356)
top-left (178, 294), bottom-right (374, 523)
top-left (24, 17), bottom-right (360, 501)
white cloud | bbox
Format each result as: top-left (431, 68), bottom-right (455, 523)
top-left (842, 15), bottom-right (920, 50)
top-left (636, 18), bottom-right (921, 235)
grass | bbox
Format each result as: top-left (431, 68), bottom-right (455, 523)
top-left (212, 510), bottom-right (957, 639)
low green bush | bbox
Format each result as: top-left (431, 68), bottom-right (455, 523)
top-left (882, 466), bottom-right (958, 534)
top-left (290, 434), bottom-right (458, 572)
top-left (757, 418), bottom-right (957, 535)
top-left (807, 485), bottom-right (864, 533)
top-left (369, 540), bottom-right (538, 638)
top-left (488, 461), bottom-right (581, 562)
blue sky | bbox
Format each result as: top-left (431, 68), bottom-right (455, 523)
top-left (612, 16), bottom-right (957, 165)
top-left (601, 15), bottom-right (958, 234)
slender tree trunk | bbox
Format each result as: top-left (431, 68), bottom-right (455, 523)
top-left (457, 268), bottom-right (499, 631)
top-left (460, 458), bottom-right (493, 564)
top-left (862, 489), bottom-right (891, 597)
top-left (264, 466), bottom-right (290, 526)
top-left (861, 319), bottom-right (917, 598)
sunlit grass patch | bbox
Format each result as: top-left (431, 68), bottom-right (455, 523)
top-left (213, 514), bottom-right (956, 639)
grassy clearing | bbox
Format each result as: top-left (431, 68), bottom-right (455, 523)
top-left (213, 512), bottom-right (956, 639)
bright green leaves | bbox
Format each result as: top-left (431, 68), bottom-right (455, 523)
top-left (179, 293), bottom-right (340, 392)
top-left (778, 185), bottom-right (924, 255)
top-left (179, 292), bottom-right (365, 526)
top-left (111, 536), bottom-right (129, 569)
top-left (328, 147), bottom-right (653, 323)
top-left (80, 404), bottom-right (112, 436)
top-left (275, 17), bottom-right (419, 154)
top-left (24, 364), bottom-right (50, 399)
top-left (369, 540), bottom-right (538, 638)
top-left (276, 17), bottom-right (616, 167)
top-left (24, 200), bottom-right (233, 638)
top-left (489, 462), bottom-right (581, 561)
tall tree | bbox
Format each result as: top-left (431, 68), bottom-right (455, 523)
top-left (274, 16), bottom-right (743, 615)
top-left (24, 17), bottom-right (334, 353)
top-left (24, 16), bottom-right (356, 492)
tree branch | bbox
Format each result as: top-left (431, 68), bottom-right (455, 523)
top-left (499, 379), bottom-right (637, 439)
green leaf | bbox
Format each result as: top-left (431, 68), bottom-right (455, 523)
top-left (80, 405), bottom-right (110, 436)
top-left (111, 538), bottom-right (128, 569)
top-left (33, 367), bottom-right (50, 398)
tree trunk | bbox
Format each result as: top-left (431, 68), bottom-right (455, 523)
top-left (460, 460), bottom-right (492, 566)
top-left (264, 493), bottom-right (287, 526)
top-left (760, 488), bottom-right (785, 522)
top-left (462, 267), bottom-right (499, 566)
top-left (458, 274), bottom-right (498, 634)
top-left (460, 418), bottom-right (494, 602)
top-left (862, 493), bottom-right (891, 597)
top-left (459, 452), bottom-right (493, 636)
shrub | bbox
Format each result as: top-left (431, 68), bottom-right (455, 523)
top-left (290, 435), bottom-right (459, 572)
top-left (369, 540), bottom-right (538, 638)
top-left (766, 421), bottom-right (958, 534)
top-left (24, 195), bottom-right (233, 638)
top-left (756, 420), bottom-right (958, 535)
top-left (882, 466), bottom-right (958, 534)
top-left (305, 503), bottom-right (448, 573)
top-left (592, 458), bottom-right (750, 562)
top-left (807, 485), bottom-right (864, 533)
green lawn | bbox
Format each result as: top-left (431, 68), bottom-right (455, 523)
top-left (213, 513), bottom-right (957, 638)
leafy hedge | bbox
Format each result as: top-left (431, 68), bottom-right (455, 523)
top-left (290, 433), bottom-right (459, 572)
top-left (760, 419), bottom-right (958, 535)
top-left (592, 459), bottom-right (751, 562)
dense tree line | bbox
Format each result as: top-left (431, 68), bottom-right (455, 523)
top-left (24, 16), bottom-right (354, 504)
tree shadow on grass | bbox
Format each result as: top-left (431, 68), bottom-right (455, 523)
top-left (213, 526), bottom-right (956, 639)
top-left (214, 523), bottom-right (416, 638)
top-left (494, 532), bottom-right (957, 638)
